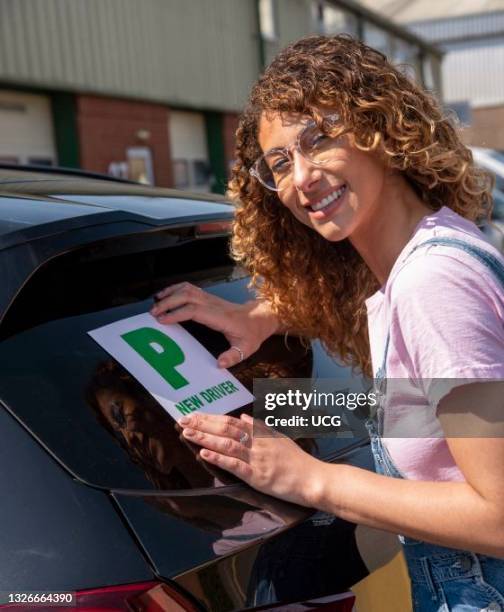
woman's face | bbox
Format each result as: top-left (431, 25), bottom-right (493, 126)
top-left (96, 388), bottom-right (176, 473)
top-left (257, 111), bottom-right (390, 242)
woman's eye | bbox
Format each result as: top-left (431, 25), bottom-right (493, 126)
top-left (271, 158), bottom-right (290, 173)
top-left (111, 400), bottom-right (126, 428)
top-left (312, 133), bottom-right (330, 147)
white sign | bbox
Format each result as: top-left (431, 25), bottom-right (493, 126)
top-left (88, 313), bottom-right (254, 421)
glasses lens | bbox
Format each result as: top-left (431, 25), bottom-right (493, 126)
top-left (255, 152), bottom-right (291, 191)
top-left (299, 123), bottom-right (340, 165)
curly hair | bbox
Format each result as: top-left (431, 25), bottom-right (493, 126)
top-left (228, 34), bottom-right (494, 377)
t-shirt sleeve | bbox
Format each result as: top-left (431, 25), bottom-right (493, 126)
top-left (389, 251), bottom-right (504, 408)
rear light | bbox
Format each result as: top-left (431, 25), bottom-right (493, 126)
top-left (195, 220), bottom-right (232, 236)
top-left (0, 581), bottom-right (200, 611)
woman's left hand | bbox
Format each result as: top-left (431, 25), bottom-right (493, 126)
top-left (179, 413), bottom-right (324, 507)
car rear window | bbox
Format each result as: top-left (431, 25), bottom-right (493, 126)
top-left (0, 231), bottom-right (316, 491)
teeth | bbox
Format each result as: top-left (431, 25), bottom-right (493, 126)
top-left (311, 185), bottom-right (346, 212)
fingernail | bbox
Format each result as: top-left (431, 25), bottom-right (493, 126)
top-left (183, 428), bottom-right (195, 437)
top-left (201, 449), bottom-right (210, 458)
top-left (218, 359), bottom-right (228, 368)
top-left (178, 417), bottom-right (190, 425)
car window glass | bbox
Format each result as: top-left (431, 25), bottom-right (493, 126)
top-left (0, 283), bottom-right (321, 491)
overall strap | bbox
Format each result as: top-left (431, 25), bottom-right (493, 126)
top-left (378, 237), bottom-right (504, 376)
top-left (409, 237), bottom-right (504, 287)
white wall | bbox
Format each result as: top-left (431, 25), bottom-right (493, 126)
top-left (0, 90), bottom-right (56, 163)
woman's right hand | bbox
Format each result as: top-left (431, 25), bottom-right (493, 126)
top-left (150, 283), bottom-right (280, 368)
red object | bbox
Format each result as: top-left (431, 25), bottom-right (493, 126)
top-left (0, 584), bottom-right (355, 611)
top-left (196, 220), bottom-right (232, 235)
top-left (0, 581), bottom-right (199, 611)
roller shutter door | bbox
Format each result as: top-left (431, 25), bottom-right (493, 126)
top-left (0, 90), bottom-right (56, 166)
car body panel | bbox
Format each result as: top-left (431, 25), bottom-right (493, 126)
top-left (0, 194), bottom-right (107, 237)
top-left (112, 489), bottom-right (311, 579)
top-left (50, 194), bottom-right (233, 220)
top-left (0, 402), bottom-right (153, 591)
top-left (171, 510), bottom-right (369, 611)
top-left (0, 192), bottom-right (232, 250)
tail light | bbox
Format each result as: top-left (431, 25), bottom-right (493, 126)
top-left (195, 220), bottom-right (232, 236)
top-left (0, 581), bottom-right (200, 611)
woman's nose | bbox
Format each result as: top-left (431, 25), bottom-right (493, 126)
top-left (291, 150), bottom-right (321, 192)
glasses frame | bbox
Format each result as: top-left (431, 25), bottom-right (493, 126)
top-left (249, 113), bottom-right (340, 192)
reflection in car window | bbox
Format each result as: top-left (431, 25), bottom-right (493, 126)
top-left (0, 293), bottom-right (317, 491)
top-left (87, 359), bottom-right (215, 490)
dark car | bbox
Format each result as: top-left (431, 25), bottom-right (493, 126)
top-left (0, 167), bottom-right (403, 611)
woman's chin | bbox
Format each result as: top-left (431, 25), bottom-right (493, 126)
top-left (312, 220), bottom-right (349, 242)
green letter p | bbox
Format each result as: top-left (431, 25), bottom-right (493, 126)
top-left (121, 327), bottom-right (189, 390)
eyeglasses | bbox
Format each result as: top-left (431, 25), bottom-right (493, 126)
top-left (250, 114), bottom-right (342, 192)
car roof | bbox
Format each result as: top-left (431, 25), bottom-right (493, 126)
top-left (0, 166), bottom-right (229, 201)
top-left (0, 168), bottom-right (234, 248)
top-left (470, 148), bottom-right (504, 178)
top-left (0, 167), bottom-right (234, 327)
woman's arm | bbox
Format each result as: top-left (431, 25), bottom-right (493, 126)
top-left (311, 442), bottom-right (504, 558)
top-left (314, 383), bottom-right (504, 556)
top-left (179, 382), bottom-right (504, 558)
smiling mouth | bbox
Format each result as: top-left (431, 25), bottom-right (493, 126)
top-left (309, 184), bottom-right (347, 212)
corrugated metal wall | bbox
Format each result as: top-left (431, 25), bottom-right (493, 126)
top-left (263, 0), bottom-right (313, 66)
top-left (408, 11), bottom-right (504, 43)
top-left (406, 11), bottom-right (504, 106)
top-left (443, 39), bottom-right (504, 106)
top-left (275, 0), bottom-right (313, 47)
top-left (0, 0), bottom-right (260, 111)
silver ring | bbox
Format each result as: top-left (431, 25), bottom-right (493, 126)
top-left (239, 431), bottom-right (249, 445)
top-left (230, 345), bottom-right (244, 363)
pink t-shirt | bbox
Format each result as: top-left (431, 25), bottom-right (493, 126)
top-left (365, 207), bottom-right (504, 481)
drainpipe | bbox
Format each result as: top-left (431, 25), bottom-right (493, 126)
top-left (51, 92), bottom-right (80, 168)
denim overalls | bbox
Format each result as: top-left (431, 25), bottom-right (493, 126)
top-left (366, 237), bottom-right (504, 612)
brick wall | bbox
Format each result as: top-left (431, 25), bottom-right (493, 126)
top-left (461, 104), bottom-right (504, 150)
top-left (76, 95), bottom-right (173, 187)
top-left (223, 112), bottom-right (240, 179)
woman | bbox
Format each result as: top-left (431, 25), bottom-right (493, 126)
top-left (150, 35), bottom-right (504, 610)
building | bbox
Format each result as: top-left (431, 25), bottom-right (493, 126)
top-left (0, 0), bottom-right (441, 191)
top-left (259, 0), bottom-right (442, 92)
top-left (357, 0), bottom-right (504, 150)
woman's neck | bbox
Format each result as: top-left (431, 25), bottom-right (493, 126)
top-left (349, 175), bottom-right (432, 286)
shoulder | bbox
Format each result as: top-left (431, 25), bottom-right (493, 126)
top-left (389, 206), bottom-right (504, 298)
top-left (386, 243), bottom-right (504, 381)
top-left (389, 240), bottom-right (504, 307)
top-left (381, 211), bottom-right (504, 381)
